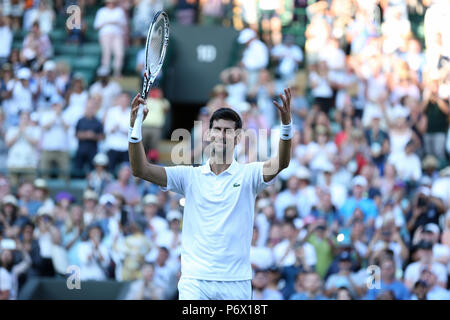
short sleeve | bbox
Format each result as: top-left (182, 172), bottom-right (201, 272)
top-left (247, 162), bottom-right (276, 195)
top-left (160, 165), bottom-right (192, 196)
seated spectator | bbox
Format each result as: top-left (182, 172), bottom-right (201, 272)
top-left (142, 194), bottom-right (168, 243)
top-left (113, 220), bottom-right (152, 281)
top-left (94, 0), bottom-right (127, 78)
top-left (271, 34), bottom-right (303, 85)
top-left (0, 244), bottom-right (31, 300)
top-left (103, 92), bottom-right (131, 174)
top-left (387, 139), bottom-right (422, 183)
top-left (16, 181), bottom-right (42, 217)
top-left (104, 164), bottom-right (140, 206)
top-left (250, 225), bottom-right (274, 271)
top-left (404, 240), bottom-right (448, 290)
top-left (419, 268), bottom-right (450, 300)
top-left (290, 271), bottom-right (328, 300)
top-left (32, 178), bottom-right (55, 213)
top-left (0, 195), bottom-right (27, 239)
top-left (74, 99), bottom-right (104, 176)
top-left (125, 262), bottom-right (165, 300)
top-left (5, 111), bottom-right (40, 187)
top-left (252, 269), bottom-right (281, 300)
top-left (78, 224), bottom-right (110, 281)
top-left (20, 221), bottom-right (42, 279)
top-left (60, 205), bottom-right (85, 267)
top-left (156, 210), bottom-right (182, 260)
top-left (20, 22), bottom-right (52, 71)
top-left (38, 95), bottom-right (70, 180)
top-left (415, 223), bottom-right (450, 266)
top-left (82, 189), bottom-right (100, 227)
top-left (33, 207), bottom-right (57, 277)
top-left (305, 219), bottom-right (335, 279)
top-left (147, 246), bottom-right (179, 300)
top-left (87, 153), bottom-right (114, 196)
top-left (365, 258), bottom-right (410, 300)
top-left (27, 0), bottom-right (55, 35)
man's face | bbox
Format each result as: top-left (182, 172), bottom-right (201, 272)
top-left (208, 119), bottom-right (239, 161)
top-left (352, 185), bottom-right (364, 198)
top-left (381, 260), bottom-right (395, 279)
top-left (142, 265), bottom-right (154, 282)
top-left (304, 273), bottom-right (321, 293)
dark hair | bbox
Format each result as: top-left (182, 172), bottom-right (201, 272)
top-left (209, 108), bottom-right (242, 130)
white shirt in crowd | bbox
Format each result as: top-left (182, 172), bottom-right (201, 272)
top-left (7, 80), bottom-right (37, 114)
top-left (78, 240), bottom-right (110, 281)
top-left (5, 126), bottom-right (41, 168)
top-left (103, 106), bottom-right (130, 152)
top-left (272, 239), bottom-right (317, 268)
top-left (161, 159), bottom-right (275, 281)
top-left (89, 81), bottom-right (122, 120)
top-left (271, 43), bottom-right (303, 78)
top-left (250, 245), bottom-right (274, 270)
top-left (404, 261), bottom-right (448, 288)
top-left (242, 39), bottom-right (269, 71)
top-left (39, 109), bottom-right (69, 152)
top-left (94, 6), bottom-right (127, 37)
top-left (309, 71), bottom-right (333, 98)
top-left (0, 25), bottom-right (13, 58)
top-left (387, 151), bottom-right (422, 182)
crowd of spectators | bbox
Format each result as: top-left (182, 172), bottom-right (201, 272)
top-left (1, 0), bottom-right (450, 301)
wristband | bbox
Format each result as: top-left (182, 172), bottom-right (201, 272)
top-left (128, 126), bottom-right (142, 143)
top-left (280, 121), bottom-right (293, 140)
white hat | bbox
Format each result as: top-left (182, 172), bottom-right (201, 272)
top-left (83, 189), bottom-right (98, 201)
top-left (371, 109), bottom-right (383, 120)
top-left (167, 210), bottom-right (182, 221)
top-left (235, 101), bottom-right (251, 113)
top-left (320, 161), bottom-right (335, 173)
top-left (50, 95), bottom-right (64, 106)
top-left (142, 194), bottom-right (158, 206)
top-left (2, 194), bottom-right (17, 206)
top-left (34, 178), bottom-right (48, 190)
top-left (238, 28), bottom-right (256, 44)
top-left (43, 60), bottom-right (56, 72)
top-left (99, 193), bottom-right (116, 206)
top-left (17, 68), bottom-right (31, 80)
top-left (37, 205), bottom-right (53, 217)
top-left (392, 106), bottom-right (409, 119)
top-left (256, 198), bottom-right (271, 211)
top-left (296, 166), bottom-right (311, 180)
top-left (423, 223), bottom-right (440, 235)
top-left (352, 175), bottom-right (368, 187)
top-left (93, 153), bottom-right (109, 166)
top-left (418, 186), bottom-right (431, 197)
top-left (97, 66), bottom-right (110, 77)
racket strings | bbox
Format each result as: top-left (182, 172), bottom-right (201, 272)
top-left (147, 16), bottom-right (167, 75)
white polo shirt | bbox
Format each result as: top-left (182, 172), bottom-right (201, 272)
top-left (161, 159), bottom-right (275, 281)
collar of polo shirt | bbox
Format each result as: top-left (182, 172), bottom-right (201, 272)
top-left (201, 158), bottom-right (239, 175)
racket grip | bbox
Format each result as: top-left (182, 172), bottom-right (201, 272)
top-left (130, 104), bottom-right (144, 141)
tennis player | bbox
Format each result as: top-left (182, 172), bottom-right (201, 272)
top-left (128, 88), bottom-right (292, 300)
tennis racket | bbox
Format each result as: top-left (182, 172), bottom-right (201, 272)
top-left (130, 11), bottom-right (170, 141)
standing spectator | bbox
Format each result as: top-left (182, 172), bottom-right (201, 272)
top-left (419, 268), bottom-right (450, 300)
top-left (36, 60), bottom-right (64, 111)
top-left (26, 0), bottom-right (55, 35)
top-left (156, 210), bottom-right (182, 260)
top-left (5, 111), bottom-right (40, 186)
top-left (252, 269), bottom-right (281, 300)
top-left (387, 139), bottom-right (422, 184)
top-left (125, 262), bottom-right (164, 300)
top-left (271, 34), bottom-right (303, 85)
top-left (74, 99), bottom-right (104, 176)
top-left (0, 244), bottom-right (31, 300)
top-left (103, 92), bottom-right (130, 174)
top-left (38, 95), bottom-right (70, 180)
top-left (149, 246), bottom-right (179, 300)
top-left (94, 0), bottom-right (127, 78)
top-left (89, 66), bottom-right (122, 121)
top-left (309, 61), bottom-right (334, 115)
top-left (237, 28), bottom-right (269, 88)
top-left (142, 194), bottom-right (168, 244)
top-left (422, 79), bottom-right (449, 161)
top-left (0, 15), bottom-right (13, 67)
top-left (141, 88), bottom-right (170, 154)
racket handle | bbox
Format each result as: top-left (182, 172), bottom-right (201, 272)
top-left (130, 104), bottom-right (144, 141)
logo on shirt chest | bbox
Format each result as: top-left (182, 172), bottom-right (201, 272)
top-left (233, 183), bottom-right (241, 187)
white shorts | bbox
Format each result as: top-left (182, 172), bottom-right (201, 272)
top-left (178, 277), bottom-right (252, 300)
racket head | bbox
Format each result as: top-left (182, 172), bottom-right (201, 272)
top-left (143, 11), bottom-right (169, 95)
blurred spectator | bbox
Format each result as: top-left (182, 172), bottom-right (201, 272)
top-left (60, 204), bottom-right (85, 266)
top-left (38, 95), bottom-right (70, 180)
top-left (419, 268), bottom-right (450, 300)
top-left (252, 269), bottom-right (280, 300)
top-left (237, 28), bottom-right (269, 88)
top-left (142, 88), bottom-right (170, 154)
top-left (0, 15), bottom-right (13, 67)
top-left (248, 69), bottom-right (276, 129)
top-left (5, 111), bottom-right (40, 186)
top-left (89, 66), bottom-right (122, 121)
top-left (131, 0), bottom-right (163, 39)
top-left (148, 246), bottom-right (179, 300)
top-left (32, 178), bottom-right (55, 212)
top-left (289, 271), bottom-right (328, 300)
top-left (37, 60), bottom-right (64, 111)
top-left (16, 181), bottom-right (41, 217)
top-left (27, 0), bottom-right (55, 34)
top-left (74, 99), bottom-right (105, 176)
top-left (404, 240), bottom-right (447, 290)
top-left (21, 22), bottom-right (52, 71)
top-left (156, 210), bottom-right (182, 260)
top-left (142, 193), bottom-right (168, 242)
top-left (94, 0), bottom-right (127, 78)
top-left (87, 153), bottom-right (114, 196)
top-left (78, 224), bottom-right (110, 281)
top-left (104, 164), bottom-right (140, 206)
top-left (125, 262), bottom-right (164, 300)
top-left (0, 243), bottom-right (31, 300)
top-left (103, 92), bottom-right (130, 173)
top-left (365, 258), bottom-right (411, 300)
top-left (271, 35), bottom-right (303, 85)
top-left (250, 225), bottom-right (274, 271)
top-left (2, 0), bottom-right (25, 31)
